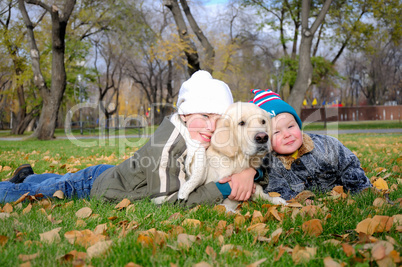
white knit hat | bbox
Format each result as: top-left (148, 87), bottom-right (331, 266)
top-left (177, 70), bottom-right (234, 115)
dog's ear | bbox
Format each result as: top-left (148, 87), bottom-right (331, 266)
top-left (211, 115), bottom-right (239, 158)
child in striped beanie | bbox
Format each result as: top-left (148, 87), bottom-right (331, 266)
top-left (249, 89), bottom-right (372, 201)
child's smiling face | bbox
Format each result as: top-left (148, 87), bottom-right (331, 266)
top-left (271, 113), bottom-right (303, 155)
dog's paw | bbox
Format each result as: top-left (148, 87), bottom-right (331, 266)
top-left (271, 197), bottom-right (288, 206)
top-left (178, 190), bottom-right (189, 201)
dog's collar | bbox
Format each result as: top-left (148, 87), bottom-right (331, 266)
top-left (274, 133), bottom-right (314, 170)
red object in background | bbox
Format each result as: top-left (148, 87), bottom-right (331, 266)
top-left (331, 104), bottom-right (343, 107)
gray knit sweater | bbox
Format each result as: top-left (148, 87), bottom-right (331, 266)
top-left (261, 133), bottom-right (372, 200)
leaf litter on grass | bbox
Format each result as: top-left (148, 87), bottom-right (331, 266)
top-left (1, 135), bottom-right (401, 266)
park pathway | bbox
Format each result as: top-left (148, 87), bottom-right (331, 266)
top-left (0, 128), bottom-right (401, 141)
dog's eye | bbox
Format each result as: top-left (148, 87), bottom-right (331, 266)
top-left (262, 120), bottom-right (266, 125)
top-left (239, 121), bottom-right (245, 126)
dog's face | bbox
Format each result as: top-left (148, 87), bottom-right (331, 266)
top-left (211, 102), bottom-right (272, 158)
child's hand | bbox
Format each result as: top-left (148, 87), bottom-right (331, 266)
top-left (219, 168), bottom-right (256, 201)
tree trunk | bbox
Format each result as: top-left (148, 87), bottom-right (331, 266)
top-left (287, 0), bottom-right (332, 115)
top-left (179, 0), bottom-right (214, 73)
top-left (164, 0), bottom-right (200, 76)
top-left (19, 0), bottom-right (75, 140)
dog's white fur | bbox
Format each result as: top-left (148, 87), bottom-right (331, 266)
top-left (178, 102), bottom-right (287, 208)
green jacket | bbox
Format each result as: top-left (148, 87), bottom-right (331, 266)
top-left (90, 117), bottom-right (224, 207)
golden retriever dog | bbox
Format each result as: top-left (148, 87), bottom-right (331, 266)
top-left (178, 102), bottom-right (287, 209)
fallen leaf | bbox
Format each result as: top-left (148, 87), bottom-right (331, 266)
top-left (18, 253), bottom-right (39, 262)
top-left (270, 228), bottom-right (282, 244)
top-left (268, 192), bottom-right (281, 197)
top-left (251, 210), bottom-right (264, 224)
top-left (181, 219), bottom-right (202, 228)
top-left (39, 227), bottom-right (61, 244)
top-left (87, 240), bottom-right (113, 259)
top-left (247, 223), bottom-right (269, 236)
top-left (341, 243), bottom-right (355, 257)
top-left (0, 235), bottom-right (8, 246)
top-left (323, 256), bottom-right (344, 267)
top-left (75, 207), bottom-right (92, 219)
top-left (234, 215), bottom-right (246, 229)
top-left (94, 224), bottom-right (108, 235)
top-left (177, 233), bottom-right (197, 249)
top-left (373, 178), bottom-right (389, 191)
top-left (53, 190), bottom-right (64, 199)
top-left (294, 190), bottom-right (315, 203)
top-left (302, 219), bottom-right (323, 237)
top-left (22, 204), bottom-right (32, 215)
top-left (205, 246), bottom-right (216, 260)
top-left (3, 203), bottom-right (13, 213)
top-left (114, 198), bottom-right (131, 210)
top-left (373, 198), bottom-right (387, 207)
top-left (355, 218), bottom-right (378, 235)
top-left (14, 192), bottom-right (30, 205)
top-left (246, 258), bottom-right (267, 267)
top-left (292, 245), bottom-right (317, 264)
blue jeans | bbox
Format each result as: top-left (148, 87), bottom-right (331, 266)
top-left (0, 164), bottom-right (114, 203)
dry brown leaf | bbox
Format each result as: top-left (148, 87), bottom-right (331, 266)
top-left (3, 203), bottom-right (13, 213)
top-left (268, 192), bottom-right (281, 197)
top-left (323, 239), bottom-right (341, 246)
top-left (251, 210), bottom-right (264, 224)
top-left (181, 219), bottom-right (202, 228)
top-left (392, 214), bottom-right (402, 226)
top-left (87, 240), bottom-right (113, 259)
top-left (246, 258), bottom-right (267, 267)
top-left (294, 190), bottom-right (315, 203)
top-left (115, 198), bottom-right (131, 210)
top-left (39, 227), bottom-right (61, 244)
top-left (373, 198), bottom-right (387, 207)
top-left (270, 228), bottom-right (282, 244)
top-left (94, 223), bottom-right (108, 235)
top-left (75, 207), bottom-right (92, 219)
top-left (247, 223), bottom-right (269, 236)
top-left (323, 257), bottom-right (344, 267)
top-left (372, 215), bottom-right (393, 232)
top-left (47, 214), bottom-right (62, 225)
top-left (287, 202), bottom-right (303, 208)
top-left (234, 214), bottom-right (246, 228)
top-left (124, 263), bottom-right (143, 267)
top-left (14, 192), bottom-right (30, 205)
top-left (266, 206), bottom-right (282, 222)
top-left (18, 253), bottom-right (39, 262)
top-left (302, 219), bottom-right (323, 237)
top-left (205, 245), bottom-right (216, 260)
top-left (75, 219), bottom-right (86, 227)
top-left (355, 218), bottom-right (379, 235)
top-left (392, 165), bottom-right (400, 172)
top-left (177, 233), bottom-right (196, 249)
top-left (292, 245), bottom-right (317, 264)
top-left (341, 243), bottom-right (355, 257)
top-left (274, 245), bottom-right (289, 261)
top-left (22, 204), bottom-right (32, 215)
top-left (213, 205), bottom-right (227, 214)
top-left (0, 235), bottom-right (8, 246)
top-left (53, 190), bottom-right (64, 199)
top-left (300, 205), bottom-right (322, 217)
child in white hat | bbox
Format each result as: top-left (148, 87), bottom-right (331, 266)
top-left (2, 71), bottom-right (257, 207)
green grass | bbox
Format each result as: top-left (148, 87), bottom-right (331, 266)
top-left (0, 133), bottom-right (401, 266)
top-left (302, 120), bottom-right (402, 131)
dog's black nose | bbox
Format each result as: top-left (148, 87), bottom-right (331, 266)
top-left (255, 132), bottom-right (268, 144)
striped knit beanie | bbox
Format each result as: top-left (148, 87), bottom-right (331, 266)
top-left (249, 89), bottom-right (302, 128)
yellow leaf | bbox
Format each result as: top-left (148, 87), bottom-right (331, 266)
top-left (373, 178), bottom-right (389, 191)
